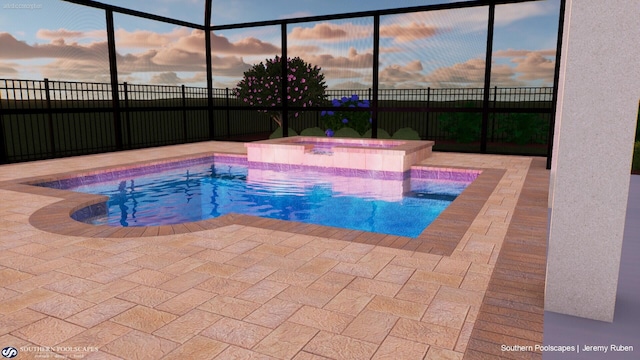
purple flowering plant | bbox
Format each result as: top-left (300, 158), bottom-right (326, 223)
top-left (235, 56), bottom-right (327, 127)
top-left (320, 94), bottom-right (371, 136)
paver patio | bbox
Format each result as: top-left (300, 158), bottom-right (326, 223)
top-left (0, 141), bottom-right (548, 359)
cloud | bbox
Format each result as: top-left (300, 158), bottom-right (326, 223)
top-left (322, 68), bottom-right (369, 80)
top-left (331, 81), bottom-right (371, 90)
top-left (153, 47), bottom-right (205, 66)
top-left (492, 49), bottom-right (556, 84)
top-left (210, 55), bottom-right (253, 77)
top-left (40, 58), bottom-right (111, 82)
top-left (494, 48), bottom-right (555, 57)
top-left (304, 47), bottom-right (373, 69)
top-left (0, 30), bottom-right (260, 81)
top-left (0, 61), bottom-right (18, 76)
top-left (114, 27), bottom-right (191, 48)
top-left (290, 23), bottom-right (347, 41)
top-left (216, 35), bottom-right (280, 55)
top-left (424, 58), bottom-right (486, 86)
top-left (403, 60), bottom-right (423, 72)
top-left (512, 52), bottom-right (555, 82)
top-left (380, 46), bottom-right (406, 54)
top-left (379, 61), bottom-right (425, 85)
top-left (289, 45), bottom-right (322, 54)
top-left (289, 23), bottom-right (371, 42)
top-left (171, 29), bottom-right (280, 55)
top-left (380, 22), bottom-right (438, 43)
top-left (421, 57), bottom-right (552, 87)
top-left (149, 71), bottom-right (206, 85)
top-left (0, 33), bottom-right (109, 60)
top-left (424, 58), bottom-right (520, 87)
top-left (149, 71), bottom-right (181, 84)
top-left (36, 29), bottom-right (85, 39)
top-left (384, 2), bottom-right (554, 34)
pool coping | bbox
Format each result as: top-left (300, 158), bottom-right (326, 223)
top-left (463, 157), bottom-right (548, 359)
top-left (2, 151), bottom-right (504, 257)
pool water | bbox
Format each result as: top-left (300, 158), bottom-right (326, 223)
top-left (62, 160), bottom-right (472, 238)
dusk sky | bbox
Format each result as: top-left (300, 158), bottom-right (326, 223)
top-left (0, 0), bottom-right (560, 89)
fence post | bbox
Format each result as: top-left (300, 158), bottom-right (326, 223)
top-left (225, 88), bottom-right (231, 138)
top-left (123, 82), bottom-right (131, 148)
top-left (44, 78), bottom-right (56, 157)
top-left (182, 84), bottom-right (187, 142)
top-left (426, 87), bottom-right (431, 139)
top-left (491, 86), bottom-right (497, 142)
top-left (106, 10), bottom-right (123, 150)
top-left (280, 23), bottom-right (289, 137)
top-left (480, 4), bottom-right (495, 153)
top-left (0, 83), bottom-right (6, 163)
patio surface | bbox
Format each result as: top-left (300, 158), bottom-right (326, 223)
top-left (0, 141), bottom-right (548, 359)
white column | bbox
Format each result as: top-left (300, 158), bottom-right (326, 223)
top-left (547, 0), bottom-right (640, 322)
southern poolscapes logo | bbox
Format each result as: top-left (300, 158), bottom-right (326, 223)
top-left (1, 347), bottom-right (18, 359)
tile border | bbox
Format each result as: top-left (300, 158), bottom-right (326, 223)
top-left (463, 157), bottom-right (548, 359)
top-left (2, 152), bottom-right (504, 257)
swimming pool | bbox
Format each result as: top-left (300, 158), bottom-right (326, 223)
top-left (39, 157), bottom-right (477, 238)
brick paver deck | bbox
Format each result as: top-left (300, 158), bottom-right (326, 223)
top-left (0, 142), bottom-right (548, 359)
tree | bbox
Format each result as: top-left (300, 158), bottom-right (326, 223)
top-left (235, 56), bottom-right (327, 127)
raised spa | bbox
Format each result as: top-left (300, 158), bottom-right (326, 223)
top-left (244, 136), bottom-right (434, 173)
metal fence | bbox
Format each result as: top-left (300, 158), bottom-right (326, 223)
top-left (0, 78), bottom-right (554, 163)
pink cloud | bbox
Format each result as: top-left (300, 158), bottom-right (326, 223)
top-left (494, 49), bottom-right (555, 57)
top-left (289, 23), bottom-right (371, 42)
top-left (36, 29), bottom-right (85, 39)
top-left (322, 68), bottom-right (370, 80)
top-left (0, 33), bottom-right (108, 60)
top-left (149, 71), bottom-right (205, 85)
top-left (288, 45), bottom-right (322, 54)
top-left (304, 47), bottom-right (373, 69)
top-left (114, 27), bottom-right (190, 48)
top-left (423, 58), bottom-right (529, 87)
top-left (379, 61), bottom-right (425, 86)
top-left (331, 81), bottom-right (371, 89)
top-left (512, 52), bottom-right (555, 82)
top-left (170, 29), bottom-right (280, 55)
top-left (289, 23), bottom-right (347, 41)
top-left (380, 22), bottom-right (438, 43)
top-left (0, 61), bottom-right (19, 76)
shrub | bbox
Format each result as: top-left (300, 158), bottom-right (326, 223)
top-left (235, 56), bottom-right (327, 127)
top-left (362, 128), bottom-right (391, 139)
top-left (495, 113), bottom-right (549, 145)
top-left (392, 127), bottom-right (421, 140)
top-left (333, 127), bottom-right (361, 138)
top-left (300, 127), bottom-right (326, 137)
top-left (438, 103), bottom-right (481, 143)
top-left (269, 127), bottom-right (298, 139)
top-left (321, 94), bottom-right (371, 136)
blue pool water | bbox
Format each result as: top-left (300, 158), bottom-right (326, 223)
top-left (58, 160), bottom-right (473, 238)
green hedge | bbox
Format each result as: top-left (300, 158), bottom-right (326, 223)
top-left (300, 127), bottom-right (326, 137)
top-left (392, 127), bottom-right (421, 140)
top-left (636, 106), bottom-right (640, 142)
top-left (362, 129), bottom-right (391, 139)
top-left (269, 127), bottom-right (298, 139)
top-left (633, 141), bottom-right (640, 172)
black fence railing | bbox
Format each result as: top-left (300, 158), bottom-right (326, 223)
top-left (0, 78), bottom-right (553, 163)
